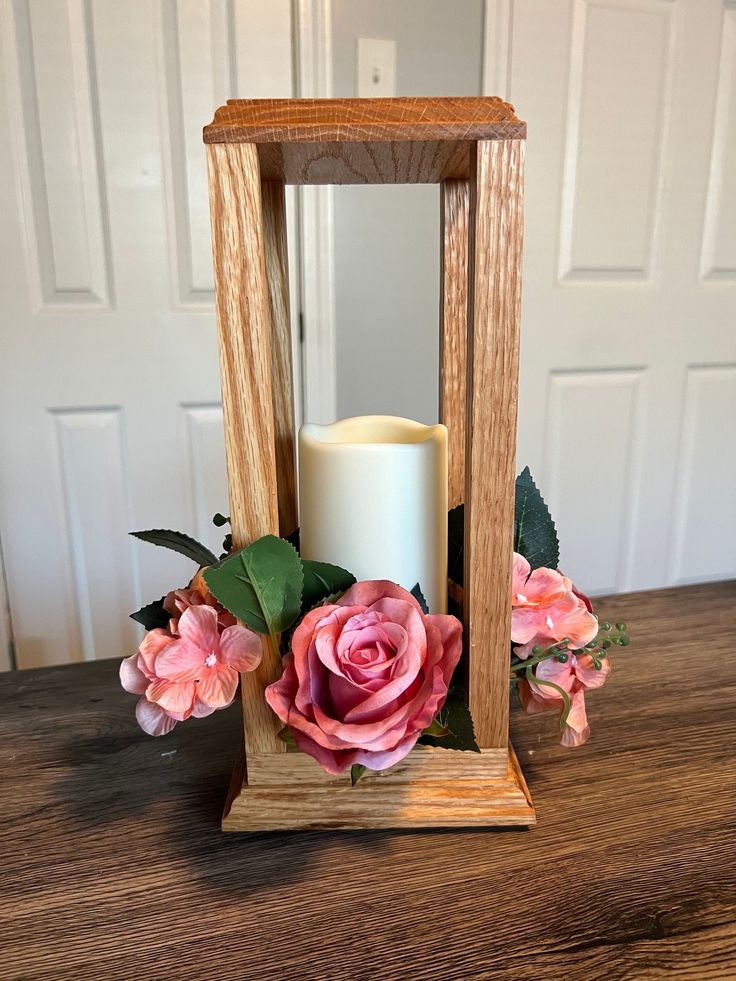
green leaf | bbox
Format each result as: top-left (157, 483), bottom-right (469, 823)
top-left (419, 693), bottom-right (480, 752)
top-left (130, 529), bottom-right (217, 568)
top-left (278, 726), bottom-right (297, 749)
top-left (514, 467), bottom-right (559, 571)
top-left (447, 504), bottom-right (464, 587)
top-left (351, 764), bottom-right (368, 786)
top-left (212, 513), bottom-right (230, 527)
top-left (301, 560), bottom-right (356, 612)
top-left (129, 597), bottom-right (169, 630)
top-left (421, 717), bottom-right (451, 738)
top-left (204, 534), bottom-right (303, 637)
top-left (410, 583), bottom-right (429, 614)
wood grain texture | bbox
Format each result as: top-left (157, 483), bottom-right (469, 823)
top-left (260, 181), bottom-right (297, 537)
top-left (1, 583), bottom-right (734, 979)
top-left (439, 179), bottom-right (469, 510)
top-left (465, 140), bottom-right (524, 748)
top-left (203, 98), bottom-right (526, 185)
top-left (206, 143), bottom-right (283, 757)
top-left (225, 747), bottom-right (533, 831)
top-left (204, 96), bottom-right (526, 143)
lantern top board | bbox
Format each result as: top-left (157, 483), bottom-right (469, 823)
top-left (203, 96), bottom-right (526, 184)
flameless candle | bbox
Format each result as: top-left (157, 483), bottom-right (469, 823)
top-left (298, 416), bottom-right (448, 614)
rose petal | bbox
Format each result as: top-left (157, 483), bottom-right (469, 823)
top-left (338, 580), bottom-right (423, 614)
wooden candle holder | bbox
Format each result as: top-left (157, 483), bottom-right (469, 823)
top-left (204, 97), bottom-right (534, 830)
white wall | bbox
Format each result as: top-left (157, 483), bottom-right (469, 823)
top-left (331, 0), bottom-right (485, 424)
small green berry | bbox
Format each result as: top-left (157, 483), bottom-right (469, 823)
top-left (616, 622), bottom-right (626, 632)
top-left (532, 645), bottom-right (542, 655)
top-left (602, 638), bottom-right (612, 649)
top-left (619, 636), bottom-right (630, 646)
top-left (600, 622), bottom-right (611, 632)
top-left (556, 653), bottom-right (569, 663)
top-left (592, 658), bottom-right (602, 670)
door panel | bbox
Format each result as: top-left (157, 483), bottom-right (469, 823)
top-left (510, 0), bottom-right (736, 593)
top-left (0, 0), bottom-right (296, 668)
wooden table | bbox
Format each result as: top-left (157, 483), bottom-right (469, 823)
top-left (2, 582), bottom-right (735, 980)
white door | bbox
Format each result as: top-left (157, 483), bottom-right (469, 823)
top-left (0, 0), bottom-right (297, 669)
top-left (503, 0), bottom-right (736, 594)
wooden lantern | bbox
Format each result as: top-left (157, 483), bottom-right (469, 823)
top-left (203, 97), bottom-right (534, 830)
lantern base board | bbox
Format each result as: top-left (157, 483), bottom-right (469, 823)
top-left (222, 744), bottom-right (535, 831)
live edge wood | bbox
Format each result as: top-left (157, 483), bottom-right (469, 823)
top-left (2, 583), bottom-right (735, 980)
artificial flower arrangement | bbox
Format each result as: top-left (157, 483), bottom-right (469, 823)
top-left (121, 468), bottom-right (629, 783)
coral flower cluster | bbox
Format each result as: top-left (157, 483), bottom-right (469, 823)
top-left (511, 553), bottom-right (611, 746)
top-left (120, 577), bottom-right (261, 736)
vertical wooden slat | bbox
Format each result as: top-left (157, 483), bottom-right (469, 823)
top-left (261, 181), bottom-right (297, 537)
top-left (439, 179), bottom-right (469, 510)
top-left (465, 140), bottom-right (524, 748)
top-left (206, 142), bottom-right (284, 756)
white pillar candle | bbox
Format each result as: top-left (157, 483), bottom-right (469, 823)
top-left (298, 416), bottom-right (448, 614)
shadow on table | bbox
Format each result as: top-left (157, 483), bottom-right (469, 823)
top-left (53, 694), bottom-right (527, 899)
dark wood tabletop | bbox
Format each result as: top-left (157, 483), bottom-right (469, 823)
top-left (2, 582), bottom-right (735, 981)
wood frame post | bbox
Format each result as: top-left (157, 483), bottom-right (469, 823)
top-left (465, 140), bottom-right (524, 748)
top-left (206, 142), bottom-right (285, 757)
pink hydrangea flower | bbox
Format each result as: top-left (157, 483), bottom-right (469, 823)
top-left (120, 605), bottom-right (261, 736)
top-left (518, 651), bottom-right (611, 746)
top-left (511, 553), bottom-right (598, 658)
top-left (119, 628), bottom-right (209, 737)
top-left (155, 605), bottom-right (262, 710)
top-left (265, 580), bottom-right (462, 775)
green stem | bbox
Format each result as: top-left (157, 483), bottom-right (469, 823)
top-left (524, 665), bottom-right (572, 730)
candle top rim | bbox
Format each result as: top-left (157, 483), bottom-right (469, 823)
top-left (300, 416), bottom-right (447, 448)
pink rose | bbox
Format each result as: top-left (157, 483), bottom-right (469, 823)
top-left (265, 580), bottom-right (463, 775)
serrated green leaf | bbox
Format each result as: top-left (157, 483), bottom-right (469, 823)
top-left (419, 693), bottom-right (480, 752)
top-left (301, 559), bottom-right (355, 612)
top-left (514, 467), bottom-right (559, 571)
top-left (204, 554), bottom-right (267, 633)
top-left (350, 764), bottom-right (368, 786)
top-left (129, 597), bottom-right (169, 631)
top-left (447, 504), bottom-right (464, 587)
top-left (204, 534), bottom-right (303, 638)
top-left (410, 582), bottom-right (429, 614)
top-left (243, 536), bottom-right (303, 634)
top-left (130, 529), bottom-right (217, 568)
